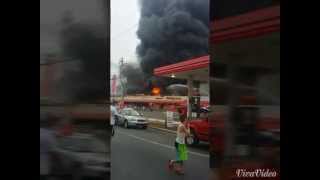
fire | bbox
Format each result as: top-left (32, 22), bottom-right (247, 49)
top-left (151, 87), bottom-right (161, 95)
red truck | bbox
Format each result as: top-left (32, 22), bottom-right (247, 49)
top-left (185, 107), bottom-right (210, 146)
top-left (185, 106), bottom-right (280, 146)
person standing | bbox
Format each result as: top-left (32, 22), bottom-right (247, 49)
top-left (168, 115), bottom-right (190, 175)
top-left (110, 101), bottom-right (117, 136)
top-left (40, 113), bottom-right (59, 180)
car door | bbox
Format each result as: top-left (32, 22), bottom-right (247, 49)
top-left (125, 109), bottom-right (135, 123)
top-left (120, 109), bottom-right (129, 125)
top-left (196, 113), bottom-right (210, 141)
top-left (117, 109), bottom-right (124, 125)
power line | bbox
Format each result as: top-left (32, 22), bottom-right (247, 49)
top-left (111, 23), bottom-right (138, 40)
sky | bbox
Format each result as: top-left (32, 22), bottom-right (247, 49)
top-left (111, 0), bottom-right (140, 77)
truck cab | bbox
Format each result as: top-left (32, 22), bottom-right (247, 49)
top-left (186, 107), bottom-right (210, 146)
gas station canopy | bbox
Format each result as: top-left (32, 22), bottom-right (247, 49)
top-left (210, 5), bottom-right (280, 69)
top-left (153, 55), bottom-right (209, 82)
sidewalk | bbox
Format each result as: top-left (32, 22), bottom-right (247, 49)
top-left (137, 110), bottom-right (178, 133)
top-left (147, 118), bottom-right (177, 133)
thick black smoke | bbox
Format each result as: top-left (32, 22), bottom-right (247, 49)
top-left (120, 63), bottom-right (145, 94)
top-left (58, 13), bottom-right (109, 103)
top-left (136, 0), bottom-right (209, 76)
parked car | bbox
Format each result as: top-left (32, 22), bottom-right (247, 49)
top-left (185, 106), bottom-right (280, 147)
top-left (53, 133), bottom-right (110, 180)
top-left (116, 108), bottom-right (148, 129)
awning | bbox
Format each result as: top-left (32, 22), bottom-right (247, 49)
top-left (153, 55), bottom-right (209, 82)
top-left (210, 5), bottom-right (280, 44)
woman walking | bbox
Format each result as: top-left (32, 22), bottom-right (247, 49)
top-left (168, 115), bottom-right (190, 175)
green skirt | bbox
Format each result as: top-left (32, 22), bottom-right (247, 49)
top-left (175, 142), bottom-right (188, 161)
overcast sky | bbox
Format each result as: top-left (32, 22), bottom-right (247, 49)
top-left (111, 0), bottom-right (140, 77)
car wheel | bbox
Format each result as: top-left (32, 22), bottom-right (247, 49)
top-left (124, 120), bottom-right (129, 129)
top-left (142, 126), bottom-right (147, 129)
top-left (111, 127), bottom-right (115, 136)
top-left (186, 129), bottom-right (199, 146)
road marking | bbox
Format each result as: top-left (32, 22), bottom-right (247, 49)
top-left (117, 131), bottom-right (209, 158)
top-left (149, 126), bottom-right (176, 134)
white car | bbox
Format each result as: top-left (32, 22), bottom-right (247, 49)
top-left (117, 108), bottom-right (148, 129)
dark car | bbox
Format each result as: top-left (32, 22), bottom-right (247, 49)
top-left (53, 133), bottom-right (110, 180)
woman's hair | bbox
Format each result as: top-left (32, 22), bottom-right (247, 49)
top-left (180, 114), bottom-right (186, 122)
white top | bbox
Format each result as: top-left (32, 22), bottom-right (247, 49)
top-left (110, 105), bottom-right (117, 126)
top-left (40, 128), bottom-right (57, 175)
top-left (176, 122), bottom-right (186, 144)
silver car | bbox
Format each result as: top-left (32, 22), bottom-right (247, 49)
top-left (54, 133), bottom-right (110, 180)
top-left (117, 108), bottom-right (148, 129)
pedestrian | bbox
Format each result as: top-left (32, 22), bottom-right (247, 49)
top-left (110, 101), bottom-right (117, 136)
top-left (168, 115), bottom-right (190, 175)
top-left (40, 113), bottom-right (59, 180)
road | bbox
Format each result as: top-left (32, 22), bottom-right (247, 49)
top-left (111, 127), bottom-right (210, 180)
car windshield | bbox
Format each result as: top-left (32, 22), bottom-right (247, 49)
top-left (59, 137), bottom-right (107, 153)
top-left (126, 109), bottom-right (141, 116)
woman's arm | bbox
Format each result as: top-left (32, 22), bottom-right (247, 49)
top-left (187, 124), bottom-right (190, 135)
top-left (181, 123), bottom-right (190, 135)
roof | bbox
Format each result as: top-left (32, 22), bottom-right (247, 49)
top-left (154, 55), bottom-right (209, 81)
top-left (210, 5), bottom-right (280, 44)
top-left (153, 6), bottom-right (280, 80)
top-left (69, 104), bottom-right (109, 120)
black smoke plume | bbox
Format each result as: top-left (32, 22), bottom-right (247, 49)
top-left (58, 13), bottom-right (109, 103)
top-left (136, 0), bottom-right (209, 76)
top-left (120, 63), bottom-right (145, 94)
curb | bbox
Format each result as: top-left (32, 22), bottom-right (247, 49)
top-left (147, 118), bottom-right (165, 123)
top-left (148, 126), bottom-right (176, 134)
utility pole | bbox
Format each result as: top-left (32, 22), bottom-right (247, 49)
top-left (187, 75), bottom-right (193, 121)
top-left (119, 57), bottom-right (126, 102)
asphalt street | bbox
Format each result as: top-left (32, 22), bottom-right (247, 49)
top-left (111, 127), bottom-right (210, 180)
